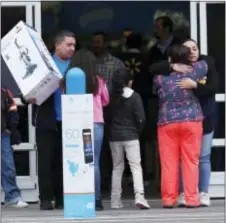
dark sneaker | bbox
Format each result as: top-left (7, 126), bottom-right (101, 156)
top-left (55, 200), bottom-right (64, 209)
top-left (186, 204), bottom-right (201, 208)
top-left (96, 200), bottom-right (104, 211)
top-left (163, 205), bottom-right (174, 209)
top-left (40, 200), bottom-right (53, 210)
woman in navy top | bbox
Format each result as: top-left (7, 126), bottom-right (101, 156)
top-left (153, 45), bottom-right (208, 208)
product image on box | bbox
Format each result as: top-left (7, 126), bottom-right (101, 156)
top-left (14, 38), bottom-right (37, 80)
top-left (82, 129), bottom-right (94, 164)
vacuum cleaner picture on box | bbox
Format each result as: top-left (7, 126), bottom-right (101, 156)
top-left (14, 38), bottom-right (37, 80)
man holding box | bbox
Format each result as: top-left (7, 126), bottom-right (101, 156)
top-left (21, 30), bottom-right (76, 210)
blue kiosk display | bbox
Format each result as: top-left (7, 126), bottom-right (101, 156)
top-left (62, 68), bottom-right (95, 218)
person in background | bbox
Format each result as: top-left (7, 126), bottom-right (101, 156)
top-left (21, 30), bottom-right (76, 210)
top-left (117, 33), bottom-right (151, 186)
top-left (120, 28), bottom-right (133, 52)
top-left (153, 44), bottom-right (208, 208)
top-left (92, 31), bottom-right (125, 92)
top-left (147, 16), bottom-right (182, 183)
top-left (149, 39), bottom-right (217, 207)
top-left (92, 31), bottom-right (125, 191)
top-left (68, 50), bottom-right (110, 211)
top-left (149, 16), bottom-right (182, 64)
top-left (109, 68), bottom-right (150, 210)
top-left (1, 87), bottom-right (28, 208)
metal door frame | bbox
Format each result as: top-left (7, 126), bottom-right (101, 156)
top-left (190, 1), bottom-right (225, 198)
top-left (1, 1), bottom-right (41, 202)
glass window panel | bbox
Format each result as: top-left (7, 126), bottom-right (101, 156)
top-left (14, 151), bottom-right (30, 176)
top-left (211, 147), bottom-right (225, 172)
top-left (1, 6), bottom-right (26, 96)
top-left (207, 3), bottom-right (225, 94)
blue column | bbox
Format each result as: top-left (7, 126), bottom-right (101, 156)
top-left (66, 68), bottom-right (86, 94)
top-left (64, 67), bottom-right (95, 219)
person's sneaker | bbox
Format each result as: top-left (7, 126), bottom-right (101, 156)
top-left (111, 196), bottom-right (123, 209)
top-left (135, 194), bottom-right (150, 209)
top-left (177, 193), bottom-right (186, 207)
top-left (186, 204), bottom-right (200, 208)
top-left (40, 200), bottom-right (53, 210)
top-left (54, 202), bottom-right (63, 209)
top-left (9, 200), bottom-right (28, 208)
top-left (162, 205), bottom-right (174, 209)
top-left (54, 199), bottom-right (64, 209)
top-left (200, 192), bottom-right (211, 207)
top-left (95, 200), bottom-right (104, 211)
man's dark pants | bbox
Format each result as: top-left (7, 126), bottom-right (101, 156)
top-left (36, 121), bottom-right (63, 203)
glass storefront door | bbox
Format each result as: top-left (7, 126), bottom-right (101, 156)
top-left (194, 1), bottom-right (225, 198)
top-left (1, 1), bottom-right (41, 202)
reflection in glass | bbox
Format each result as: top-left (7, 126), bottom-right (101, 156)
top-left (214, 103), bottom-right (225, 139)
top-left (211, 147), bottom-right (225, 172)
top-left (13, 106), bottom-right (30, 176)
top-left (1, 7), bottom-right (26, 38)
top-left (14, 151), bottom-right (30, 176)
top-left (18, 106), bottom-right (29, 142)
top-left (1, 7), bottom-right (26, 96)
top-left (207, 3), bottom-right (225, 93)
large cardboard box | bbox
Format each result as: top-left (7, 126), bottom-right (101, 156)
top-left (1, 21), bottom-right (62, 105)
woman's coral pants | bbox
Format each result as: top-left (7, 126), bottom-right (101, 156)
top-left (158, 121), bottom-right (202, 207)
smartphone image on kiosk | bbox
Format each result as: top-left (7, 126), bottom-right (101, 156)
top-left (82, 129), bottom-right (93, 164)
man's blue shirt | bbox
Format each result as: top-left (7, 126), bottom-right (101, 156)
top-left (52, 54), bottom-right (71, 121)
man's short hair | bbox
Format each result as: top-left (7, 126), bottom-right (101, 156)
top-left (155, 16), bottom-right (174, 33)
top-left (54, 30), bottom-right (75, 44)
top-left (92, 31), bottom-right (108, 42)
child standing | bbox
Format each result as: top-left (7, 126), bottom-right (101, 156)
top-left (108, 68), bottom-right (150, 209)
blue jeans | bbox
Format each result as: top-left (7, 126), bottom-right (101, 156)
top-left (179, 131), bottom-right (214, 193)
top-left (1, 132), bottom-right (21, 204)
top-left (94, 123), bottom-right (104, 200)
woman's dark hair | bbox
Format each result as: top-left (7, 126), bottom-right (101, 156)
top-left (181, 37), bottom-right (197, 45)
top-left (167, 44), bottom-right (190, 65)
top-left (69, 49), bottom-right (99, 95)
top-left (111, 68), bottom-right (133, 105)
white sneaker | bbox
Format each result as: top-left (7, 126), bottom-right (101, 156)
top-left (111, 196), bottom-right (123, 209)
top-left (7, 200), bottom-right (28, 208)
top-left (135, 194), bottom-right (150, 209)
top-left (177, 193), bottom-right (187, 207)
top-left (200, 192), bottom-right (211, 207)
